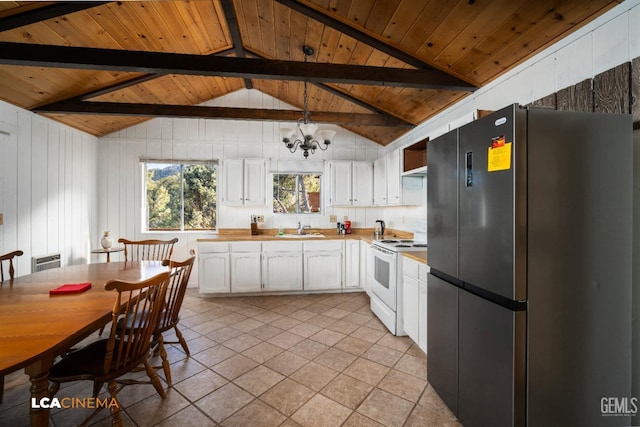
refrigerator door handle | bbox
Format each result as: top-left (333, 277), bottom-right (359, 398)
top-left (465, 151), bottom-right (473, 187)
top-left (430, 268), bottom-right (463, 288)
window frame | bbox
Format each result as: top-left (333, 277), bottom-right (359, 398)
top-left (272, 172), bottom-right (323, 215)
top-left (141, 159), bottom-right (218, 233)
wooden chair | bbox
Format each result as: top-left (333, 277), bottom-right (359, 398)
top-left (0, 250), bottom-right (22, 403)
top-left (48, 271), bottom-right (171, 426)
top-left (0, 250), bottom-right (23, 283)
top-left (154, 251), bottom-right (195, 386)
top-left (118, 238), bottom-right (178, 262)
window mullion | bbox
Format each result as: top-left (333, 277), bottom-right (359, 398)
top-left (180, 165), bottom-right (185, 231)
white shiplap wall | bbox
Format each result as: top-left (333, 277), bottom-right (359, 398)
top-left (0, 101), bottom-right (98, 277)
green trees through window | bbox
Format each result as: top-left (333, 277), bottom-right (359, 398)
top-left (273, 174), bottom-right (321, 214)
top-left (145, 162), bottom-right (217, 231)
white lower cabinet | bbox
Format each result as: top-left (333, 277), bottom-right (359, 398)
top-left (304, 251), bottom-right (342, 290)
top-left (230, 242), bottom-right (262, 293)
top-left (198, 239), bottom-right (366, 295)
top-left (344, 240), bottom-right (360, 288)
top-left (402, 256), bottom-right (429, 353)
top-left (403, 274), bottom-right (420, 342)
top-left (199, 252), bottom-right (230, 293)
top-left (419, 272), bottom-right (428, 352)
top-left (303, 240), bottom-right (343, 291)
top-left (262, 241), bottom-right (303, 291)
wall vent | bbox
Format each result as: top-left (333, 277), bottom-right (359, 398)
top-left (32, 253), bottom-right (61, 273)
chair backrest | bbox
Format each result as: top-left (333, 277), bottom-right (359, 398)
top-left (0, 250), bottom-right (23, 283)
top-left (103, 271), bottom-right (171, 376)
top-left (157, 251), bottom-right (196, 332)
top-left (118, 238), bottom-right (178, 262)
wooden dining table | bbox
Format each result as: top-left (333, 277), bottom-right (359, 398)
top-left (0, 261), bottom-right (170, 427)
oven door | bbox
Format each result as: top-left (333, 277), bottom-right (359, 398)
top-left (370, 244), bottom-right (397, 310)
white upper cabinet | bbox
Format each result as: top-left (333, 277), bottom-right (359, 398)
top-left (352, 162), bottom-right (374, 206)
top-left (373, 156), bottom-right (387, 205)
top-left (373, 150), bottom-right (422, 206)
top-left (387, 149), bottom-right (401, 205)
top-left (221, 158), bottom-right (266, 206)
top-left (329, 161), bottom-right (373, 206)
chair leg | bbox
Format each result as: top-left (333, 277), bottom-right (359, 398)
top-left (174, 325), bottom-right (190, 356)
top-left (156, 334), bottom-right (172, 387)
top-left (107, 380), bottom-right (123, 427)
top-left (143, 358), bottom-right (166, 399)
top-left (93, 381), bottom-right (104, 397)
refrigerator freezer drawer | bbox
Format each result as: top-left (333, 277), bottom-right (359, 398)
top-left (458, 290), bottom-right (526, 427)
top-left (427, 275), bottom-right (459, 415)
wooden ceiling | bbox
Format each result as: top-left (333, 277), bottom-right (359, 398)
top-left (0, 0), bottom-right (622, 145)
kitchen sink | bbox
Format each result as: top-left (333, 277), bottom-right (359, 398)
top-left (275, 233), bottom-right (326, 238)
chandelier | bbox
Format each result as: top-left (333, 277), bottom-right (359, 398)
top-left (280, 46), bottom-right (335, 158)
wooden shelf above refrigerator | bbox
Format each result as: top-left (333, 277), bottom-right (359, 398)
top-left (403, 137), bottom-right (428, 176)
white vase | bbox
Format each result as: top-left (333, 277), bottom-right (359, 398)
top-left (101, 231), bottom-right (113, 249)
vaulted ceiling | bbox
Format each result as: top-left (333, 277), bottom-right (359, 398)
top-left (0, 0), bottom-right (622, 145)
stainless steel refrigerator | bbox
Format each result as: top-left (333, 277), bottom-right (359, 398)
top-left (427, 104), bottom-right (633, 427)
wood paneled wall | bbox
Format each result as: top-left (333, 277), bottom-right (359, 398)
top-left (530, 56), bottom-right (640, 128)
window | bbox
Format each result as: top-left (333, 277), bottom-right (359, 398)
top-left (143, 161), bottom-right (217, 231)
top-left (273, 173), bottom-right (321, 214)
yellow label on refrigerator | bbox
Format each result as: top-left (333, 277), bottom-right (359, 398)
top-left (488, 142), bottom-right (512, 172)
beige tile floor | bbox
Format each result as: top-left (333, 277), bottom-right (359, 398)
top-left (0, 289), bottom-right (460, 427)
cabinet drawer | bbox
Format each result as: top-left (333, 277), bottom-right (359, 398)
top-left (197, 242), bottom-right (229, 253)
top-left (303, 240), bottom-right (343, 251)
top-left (230, 241), bottom-right (262, 252)
top-left (262, 241), bottom-right (303, 252)
top-left (402, 257), bottom-right (419, 278)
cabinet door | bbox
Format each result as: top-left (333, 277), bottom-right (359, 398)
top-left (387, 149), bottom-right (401, 205)
top-left (352, 162), bottom-right (373, 206)
top-left (373, 157), bottom-right (387, 205)
top-left (344, 240), bottom-right (360, 288)
top-left (402, 274), bottom-right (420, 342)
top-left (304, 251), bottom-right (342, 290)
top-left (230, 252), bottom-right (262, 293)
top-left (244, 159), bottom-right (266, 206)
top-left (419, 279), bottom-right (427, 352)
top-left (199, 253), bottom-right (230, 293)
top-left (262, 252), bottom-right (303, 291)
top-left (222, 159), bottom-right (244, 206)
top-left (329, 161), bottom-right (352, 206)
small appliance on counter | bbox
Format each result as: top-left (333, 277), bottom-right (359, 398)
top-left (374, 220), bottom-right (385, 237)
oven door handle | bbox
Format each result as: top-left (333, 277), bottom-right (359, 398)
top-left (371, 244), bottom-right (395, 256)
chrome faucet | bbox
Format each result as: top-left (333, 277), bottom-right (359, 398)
top-left (297, 222), bottom-right (310, 235)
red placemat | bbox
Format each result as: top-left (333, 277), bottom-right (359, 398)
top-left (49, 282), bottom-right (92, 295)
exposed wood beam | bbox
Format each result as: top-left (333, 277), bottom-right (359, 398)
top-left (0, 2), bottom-right (109, 33)
top-left (0, 42), bottom-right (476, 91)
top-left (70, 48), bottom-right (237, 102)
top-left (219, 0), bottom-right (252, 89)
top-left (34, 100), bottom-right (414, 127)
top-left (243, 47), bottom-right (414, 126)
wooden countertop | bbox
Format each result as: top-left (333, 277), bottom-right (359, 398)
top-left (402, 251), bottom-right (428, 265)
top-left (197, 228), bottom-right (409, 243)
